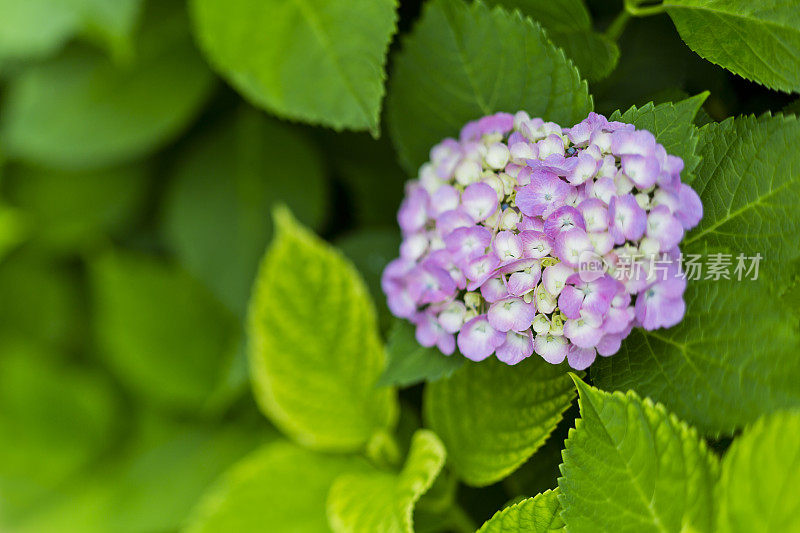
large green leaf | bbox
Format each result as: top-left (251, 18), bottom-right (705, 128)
top-left (184, 440), bottom-right (370, 533)
top-left (609, 92), bottom-right (708, 179)
top-left (387, 0), bottom-right (592, 174)
top-left (485, 0), bottom-right (619, 81)
top-left (248, 207), bottom-right (397, 451)
top-left (6, 162), bottom-right (148, 253)
top-left (424, 356), bottom-right (576, 486)
top-left (0, 0), bottom-right (142, 63)
top-left (682, 113), bottom-right (800, 284)
top-left (326, 430), bottom-right (446, 533)
top-left (664, 0), bottom-right (800, 92)
top-left (592, 275), bottom-right (800, 436)
top-left (8, 413), bottom-right (268, 533)
top-left (477, 489), bottom-right (565, 532)
top-left (91, 250), bottom-right (241, 413)
top-left (163, 107), bottom-right (327, 318)
top-left (593, 113), bottom-right (800, 435)
top-left (378, 320), bottom-right (464, 388)
top-left (190, 0), bottom-right (397, 133)
top-left (0, 0), bottom-right (213, 169)
top-left (716, 410), bottom-right (800, 532)
top-left (0, 342), bottom-right (120, 525)
top-left (559, 377), bottom-right (719, 533)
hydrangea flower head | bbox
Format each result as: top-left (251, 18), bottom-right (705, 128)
top-left (382, 111), bottom-right (702, 370)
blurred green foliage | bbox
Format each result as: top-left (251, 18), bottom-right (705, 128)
top-left (0, 0), bottom-right (796, 531)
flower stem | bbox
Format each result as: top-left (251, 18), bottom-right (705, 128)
top-left (625, 0), bottom-right (667, 17)
top-left (605, 9), bottom-right (632, 41)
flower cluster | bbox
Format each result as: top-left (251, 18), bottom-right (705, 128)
top-left (382, 112), bottom-right (702, 370)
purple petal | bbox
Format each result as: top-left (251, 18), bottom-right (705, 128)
top-left (567, 151), bottom-right (600, 185)
top-left (553, 228), bottom-right (593, 267)
top-left (488, 297), bottom-right (536, 332)
top-left (585, 176), bottom-right (616, 204)
top-left (465, 254), bottom-right (501, 290)
top-left (567, 345), bottom-right (596, 370)
top-left (646, 205), bottom-right (684, 252)
top-left (386, 288), bottom-right (416, 319)
top-left (596, 333), bottom-right (624, 357)
top-left (542, 262), bottom-right (574, 296)
top-left (436, 208), bottom-right (474, 236)
top-left (508, 268), bottom-right (540, 297)
top-left (493, 230), bottom-right (524, 263)
top-left (602, 305), bottom-right (635, 334)
top-left (457, 315), bottom-right (506, 361)
top-left (480, 276), bottom-right (509, 303)
top-left (533, 334), bottom-right (569, 364)
top-left (429, 185), bottom-right (460, 217)
top-left (398, 187), bottom-right (429, 233)
top-left (520, 231), bottom-right (553, 258)
top-left (558, 285), bottom-right (584, 319)
top-left (438, 301), bottom-right (467, 333)
top-left (578, 198), bottom-right (608, 232)
top-left (400, 232), bottom-right (428, 261)
top-left (462, 182), bottom-right (499, 221)
top-left (445, 226), bottom-right (492, 264)
top-left (407, 263), bottom-right (457, 305)
top-left (515, 171), bottom-right (570, 218)
top-left (621, 154), bottom-right (659, 189)
top-left (564, 315), bottom-right (603, 348)
top-left (518, 216), bottom-right (545, 232)
top-left (610, 129), bottom-right (656, 157)
top-left (675, 183), bottom-right (703, 230)
top-left (536, 134), bottom-right (565, 158)
top-left (495, 330), bottom-right (534, 365)
top-left (544, 206), bottom-right (586, 239)
top-left (609, 194), bottom-right (647, 243)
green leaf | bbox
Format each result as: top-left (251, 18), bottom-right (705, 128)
top-left (783, 98), bottom-right (800, 115)
top-left (248, 207), bottom-right (397, 451)
top-left (378, 320), bottom-right (464, 387)
top-left (189, 0), bottom-right (398, 133)
top-left (387, 0), bottom-right (592, 174)
top-left (609, 92), bottom-right (708, 179)
top-left (0, 0), bottom-right (213, 170)
top-left (503, 420), bottom-right (570, 497)
top-left (716, 410), bottom-right (800, 533)
top-left (0, 253), bottom-right (84, 352)
top-left (559, 377), bottom-right (719, 533)
top-left (664, 0), bottom-right (800, 92)
top-left (77, 0), bottom-right (144, 61)
top-left (0, 203), bottom-right (27, 260)
top-left (0, 342), bottom-right (120, 524)
top-left (592, 275), bottom-right (800, 435)
top-left (484, 0), bottom-right (619, 81)
top-left (184, 440), bottom-right (370, 533)
top-left (326, 429), bottom-right (446, 533)
top-left (163, 107), bottom-right (328, 318)
top-left (424, 356), bottom-right (576, 486)
top-left (683, 113), bottom-right (800, 284)
top-left (477, 489), bottom-right (565, 533)
top-left (8, 413), bottom-right (269, 533)
top-left (91, 250), bottom-right (241, 413)
top-left (0, 0), bottom-right (142, 63)
top-left (6, 162), bottom-right (148, 253)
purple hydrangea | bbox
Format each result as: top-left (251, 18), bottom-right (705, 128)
top-left (382, 111), bottom-right (703, 370)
